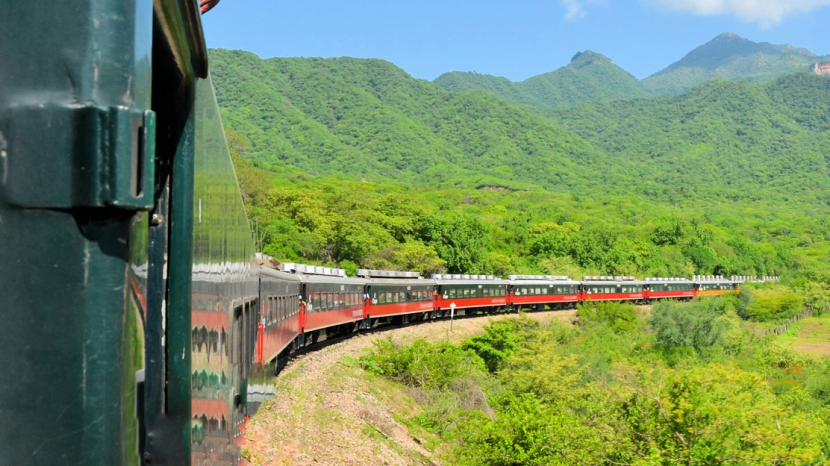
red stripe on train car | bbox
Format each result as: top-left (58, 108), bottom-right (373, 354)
top-left (582, 293), bottom-right (645, 301)
top-left (304, 306), bottom-right (364, 332)
top-left (649, 291), bottom-right (694, 299)
top-left (437, 296), bottom-right (508, 309)
top-left (192, 398), bottom-right (230, 420)
top-left (261, 316), bottom-right (301, 363)
top-left (192, 310), bottom-right (230, 330)
top-left (512, 295), bottom-right (579, 305)
top-left (367, 300), bottom-right (435, 317)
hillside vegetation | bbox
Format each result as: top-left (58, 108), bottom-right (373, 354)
top-left (547, 73), bottom-right (830, 204)
top-left (361, 299), bottom-right (830, 464)
top-left (215, 48), bottom-right (830, 282)
top-left (211, 49), bottom-right (603, 191)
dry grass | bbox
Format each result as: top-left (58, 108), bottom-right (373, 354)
top-left (779, 314), bottom-right (830, 356)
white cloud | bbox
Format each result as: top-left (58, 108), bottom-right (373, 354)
top-left (561, 0), bottom-right (607, 20)
top-left (562, 0), bottom-right (588, 20)
top-left (647, 0), bottom-right (830, 27)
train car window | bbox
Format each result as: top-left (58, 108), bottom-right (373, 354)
top-left (462, 289), bottom-right (468, 298)
top-left (273, 297), bottom-right (278, 322)
top-left (448, 289), bottom-right (455, 299)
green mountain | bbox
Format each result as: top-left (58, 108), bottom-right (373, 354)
top-left (211, 48), bottom-right (830, 206)
top-left (548, 73), bottom-right (830, 204)
top-left (209, 49), bottom-right (604, 191)
top-left (213, 49), bottom-right (830, 280)
top-left (433, 51), bottom-right (651, 109)
top-left (643, 33), bottom-right (829, 95)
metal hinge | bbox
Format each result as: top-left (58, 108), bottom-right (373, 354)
top-left (0, 105), bottom-right (155, 210)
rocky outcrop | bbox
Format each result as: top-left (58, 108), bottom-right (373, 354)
top-left (813, 62), bottom-right (830, 75)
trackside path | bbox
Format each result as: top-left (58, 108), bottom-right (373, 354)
top-left (243, 310), bottom-right (576, 466)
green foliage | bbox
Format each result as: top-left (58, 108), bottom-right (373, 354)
top-left (463, 317), bottom-right (541, 372)
top-left (361, 337), bottom-right (485, 390)
top-left (650, 299), bottom-right (728, 351)
top-left (738, 284), bottom-right (804, 322)
top-left (216, 48), bottom-right (830, 281)
top-left (361, 304), bottom-right (830, 465)
top-left (210, 49), bottom-right (600, 191)
top-left (576, 301), bottom-right (641, 334)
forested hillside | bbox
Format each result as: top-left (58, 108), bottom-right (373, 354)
top-left (547, 73), bottom-right (830, 204)
top-left (644, 32), bottom-right (829, 95)
top-left (213, 48), bottom-right (830, 282)
top-left (433, 51), bottom-right (651, 109)
top-left (210, 49), bottom-right (603, 192)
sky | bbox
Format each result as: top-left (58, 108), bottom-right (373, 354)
top-left (201, 0), bottom-right (830, 81)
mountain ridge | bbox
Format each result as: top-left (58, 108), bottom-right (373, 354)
top-left (434, 50), bottom-right (652, 109)
top-left (434, 33), bottom-right (829, 104)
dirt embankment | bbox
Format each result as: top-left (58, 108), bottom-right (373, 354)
top-left (243, 310), bottom-right (575, 466)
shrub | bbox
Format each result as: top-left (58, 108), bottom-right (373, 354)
top-left (649, 299), bottom-right (727, 351)
top-left (361, 337), bottom-right (485, 390)
top-left (576, 301), bottom-right (641, 334)
top-left (737, 284), bottom-right (803, 322)
top-left (463, 317), bottom-right (540, 373)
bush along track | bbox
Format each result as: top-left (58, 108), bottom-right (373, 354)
top-left (359, 297), bottom-right (830, 465)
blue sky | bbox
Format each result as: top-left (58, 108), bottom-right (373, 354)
top-left (201, 0), bottom-right (829, 81)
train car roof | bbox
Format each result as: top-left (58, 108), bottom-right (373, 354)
top-left (643, 279), bottom-right (693, 283)
top-left (259, 266), bottom-right (304, 282)
top-left (435, 279), bottom-right (511, 285)
top-left (365, 278), bottom-right (436, 286)
top-left (299, 274), bottom-right (367, 285)
top-left (510, 279), bottom-right (580, 286)
top-left (582, 280), bottom-right (646, 286)
top-left (297, 273), bottom-right (367, 285)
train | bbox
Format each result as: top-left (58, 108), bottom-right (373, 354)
top-left (0, 1), bottom-right (776, 465)
top-left (253, 263), bottom-right (745, 368)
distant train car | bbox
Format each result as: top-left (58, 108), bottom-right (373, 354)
top-left (509, 275), bottom-right (580, 310)
top-left (694, 275), bottom-right (739, 296)
top-left (290, 264), bottom-right (366, 345)
top-left (258, 266), bottom-right (303, 364)
top-left (581, 276), bottom-right (645, 303)
top-left (434, 274), bottom-right (510, 315)
top-left (359, 269), bottom-right (437, 324)
top-left (644, 277), bottom-right (695, 301)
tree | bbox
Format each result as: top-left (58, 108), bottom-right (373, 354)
top-left (650, 300), bottom-right (726, 350)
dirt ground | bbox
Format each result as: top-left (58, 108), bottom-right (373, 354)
top-left (243, 310), bottom-right (575, 466)
top-left (782, 314), bottom-right (830, 356)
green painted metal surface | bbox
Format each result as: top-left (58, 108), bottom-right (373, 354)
top-left (0, 1), bottom-right (256, 464)
top-left (0, 0), bottom-right (154, 464)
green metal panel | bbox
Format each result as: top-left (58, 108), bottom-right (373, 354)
top-left (0, 1), bottom-right (154, 464)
